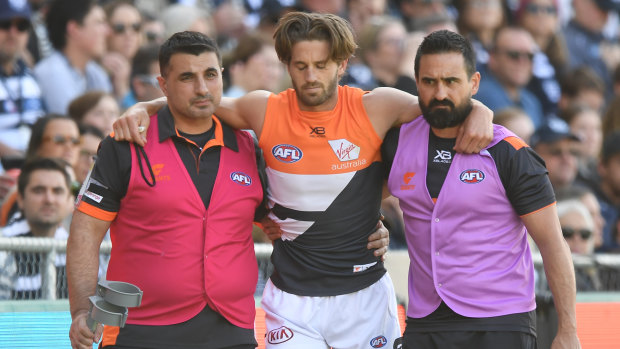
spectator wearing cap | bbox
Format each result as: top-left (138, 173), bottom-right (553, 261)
top-left (475, 26), bottom-right (545, 129)
top-left (564, 0), bottom-right (620, 102)
top-left (591, 131), bottom-right (620, 251)
top-left (33, 0), bottom-right (112, 115)
top-left (0, 0), bottom-right (45, 169)
top-left (530, 118), bottom-right (581, 191)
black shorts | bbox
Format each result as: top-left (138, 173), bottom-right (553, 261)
top-left (101, 305), bottom-right (257, 349)
top-left (403, 330), bottom-right (537, 349)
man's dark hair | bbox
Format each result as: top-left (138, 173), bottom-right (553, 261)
top-left (414, 29), bottom-right (476, 79)
top-left (46, 0), bottom-right (97, 50)
top-left (159, 31), bottom-right (221, 77)
top-left (17, 157), bottom-right (71, 197)
top-left (26, 114), bottom-right (77, 161)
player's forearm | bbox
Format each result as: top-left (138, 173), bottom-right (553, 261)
top-left (140, 97), bottom-right (167, 116)
top-left (540, 242), bottom-right (578, 333)
top-left (67, 212), bottom-right (109, 318)
top-left (215, 97), bottom-right (251, 129)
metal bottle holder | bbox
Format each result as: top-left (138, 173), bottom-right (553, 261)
top-left (86, 279), bottom-right (143, 332)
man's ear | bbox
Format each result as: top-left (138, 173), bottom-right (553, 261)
top-left (470, 71), bottom-right (481, 96)
top-left (157, 76), bottom-right (168, 96)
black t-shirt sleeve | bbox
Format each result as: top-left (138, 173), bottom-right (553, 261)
top-left (489, 139), bottom-right (556, 216)
top-left (381, 126), bottom-right (401, 180)
top-left (79, 136), bottom-right (131, 213)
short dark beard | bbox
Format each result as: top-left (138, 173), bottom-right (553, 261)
top-left (421, 98), bottom-right (473, 129)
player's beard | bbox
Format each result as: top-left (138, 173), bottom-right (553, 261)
top-left (293, 73), bottom-right (339, 108)
top-left (421, 97), bottom-right (473, 129)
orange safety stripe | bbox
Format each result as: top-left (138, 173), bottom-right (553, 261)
top-left (504, 136), bottom-right (528, 150)
top-left (101, 325), bottom-right (120, 347)
top-left (77, 201), bottom-right (118, 221)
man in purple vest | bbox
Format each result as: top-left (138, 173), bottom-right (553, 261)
top-left (382, 30), bottom-right (580, 348)
top-left (67, 32), bottom-right (266, 349)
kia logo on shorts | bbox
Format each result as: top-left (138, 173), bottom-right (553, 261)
top-left (459, 169), bottom-right (485, 184)
top-left (370, 335), bottom-right (387, 348)
top-left (230, 171), bottom-right (252, 186)
top-left (272, 144), bottom-right (302, 163)
top-left (266, 326), bottom-right (294, 344)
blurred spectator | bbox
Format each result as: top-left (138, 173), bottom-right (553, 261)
top-left (34, 0), bottom-right (112, 114)
top-left (476, 26), bottom-right (545, 128)
top-left (556, 185), bottom-right (606, 251)
top-left (531, 118), bottom-right (580, 191)
top-left (212, 0), bottom-right (249, 51)
top-left (0, 157), bottom-right (73, 299)
top-left (515, 0), bottom-right (565, 118)
top-left (347, 16), bottom-right (417, 94)
top-left (26, 0), bottom-right (54, 63)
top-left (0, 114), bottom-right (80, 227)
top-left (101, 0), bottom-right (143, 101)
top-left (493, 106), bottom-right (535, 143)
top-left (602, 95), bottom-right (620, 138)
top-left (0, 0), bottom-right (45, 167)
top-left (556, 198), bottom-right (602, 291)
top-left (558, 66), bottom-right (606, 113)
top-left (140, 11), bottom-right (165, 45)
top-left (122, 43), bottom-right (164, 109)
top-left (591, 131), bottom-right (620, 252)
top-left (223, 33), bottom-right (284, 97)
top-left (74, 124), bottom-right (103, 185)
top-left (561, 103), bottom-right (603, 187)
top-left (557, 199), bottom-right (596, 255)
top-left (394, 0), bottom-right (450, 33)
top-left (563, 0), bottom-right (620, 101)
top-left (453, 0), bottom-right (508, 67)
top-left (68, 91), bottom-right (119, 136)
top-left (346, 0), bottom-right (388, 35)
top-left (296, 0), bottom-right (346, 15)
top-left (160, 4), bottom-right (215, 41)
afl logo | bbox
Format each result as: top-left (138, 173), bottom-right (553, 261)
top-left (370, 335), bottom-right (387, 348)
top-left (267, 326), bottom-right (294, 344)
top-left (230, 171), bottom-right (252, 186)
top-left (272, 144), bottom-right (302, 163)
top-left (460, 169), bottom-right (485, 183)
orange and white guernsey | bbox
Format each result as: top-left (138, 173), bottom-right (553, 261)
top-left (260, 85), bottom-right (387, 296)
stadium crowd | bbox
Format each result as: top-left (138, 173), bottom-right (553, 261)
top-left (0, 0), bottom-right (619, 313)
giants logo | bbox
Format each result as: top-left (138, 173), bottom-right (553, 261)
top-left (272, 144), bottom-right (302, 163)
top-left (400, 172), bottom-right (416, 190)
top-left (266, 326), bottom-right (294, 344)
top-left (230, 171), bottom-right (252, 186)
top-left (460, 169), bottom-right (485, 183)
top-left (370, 335), bottom-right (387, 348)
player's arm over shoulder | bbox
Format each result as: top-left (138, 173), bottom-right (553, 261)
top-left (218, 90), bottom-right (271, 136)
top-left (362, 87), bottom-right (421, 138)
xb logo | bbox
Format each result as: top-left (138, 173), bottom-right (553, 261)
top-left (434, 150), bottom-right (451, 161)
top-left (309, 126), bottom-right (325, 135)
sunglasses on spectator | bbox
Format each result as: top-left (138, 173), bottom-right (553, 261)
top-left (45, 135), bottom-right (80, 146)
top-left (137, 74), bottom-right (160, 87)
top-left (547, 148), bottom-right (579, 158)
top-left (0, 18), bottom-right (30, 32)
top-left (112, 22), bottom-right (141, 34)
top-left (562, 228), bottom-right (592, 240)
top-left (145, 31), bottom-right (163, 43)
top-left (525, 3), bottom-right (557, 15)
top-left (498, 50), bottom-right (534, 62)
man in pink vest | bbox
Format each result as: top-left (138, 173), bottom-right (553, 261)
top-left (382, 30), bottom-right (580, 348)
top-left (67, 32), bottom-right (266, 349)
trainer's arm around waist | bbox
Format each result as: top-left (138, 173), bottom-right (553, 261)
top-left (523, 204), bottom-right (581, 349)
top-left (67, 211), bottom-right (111, 349)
